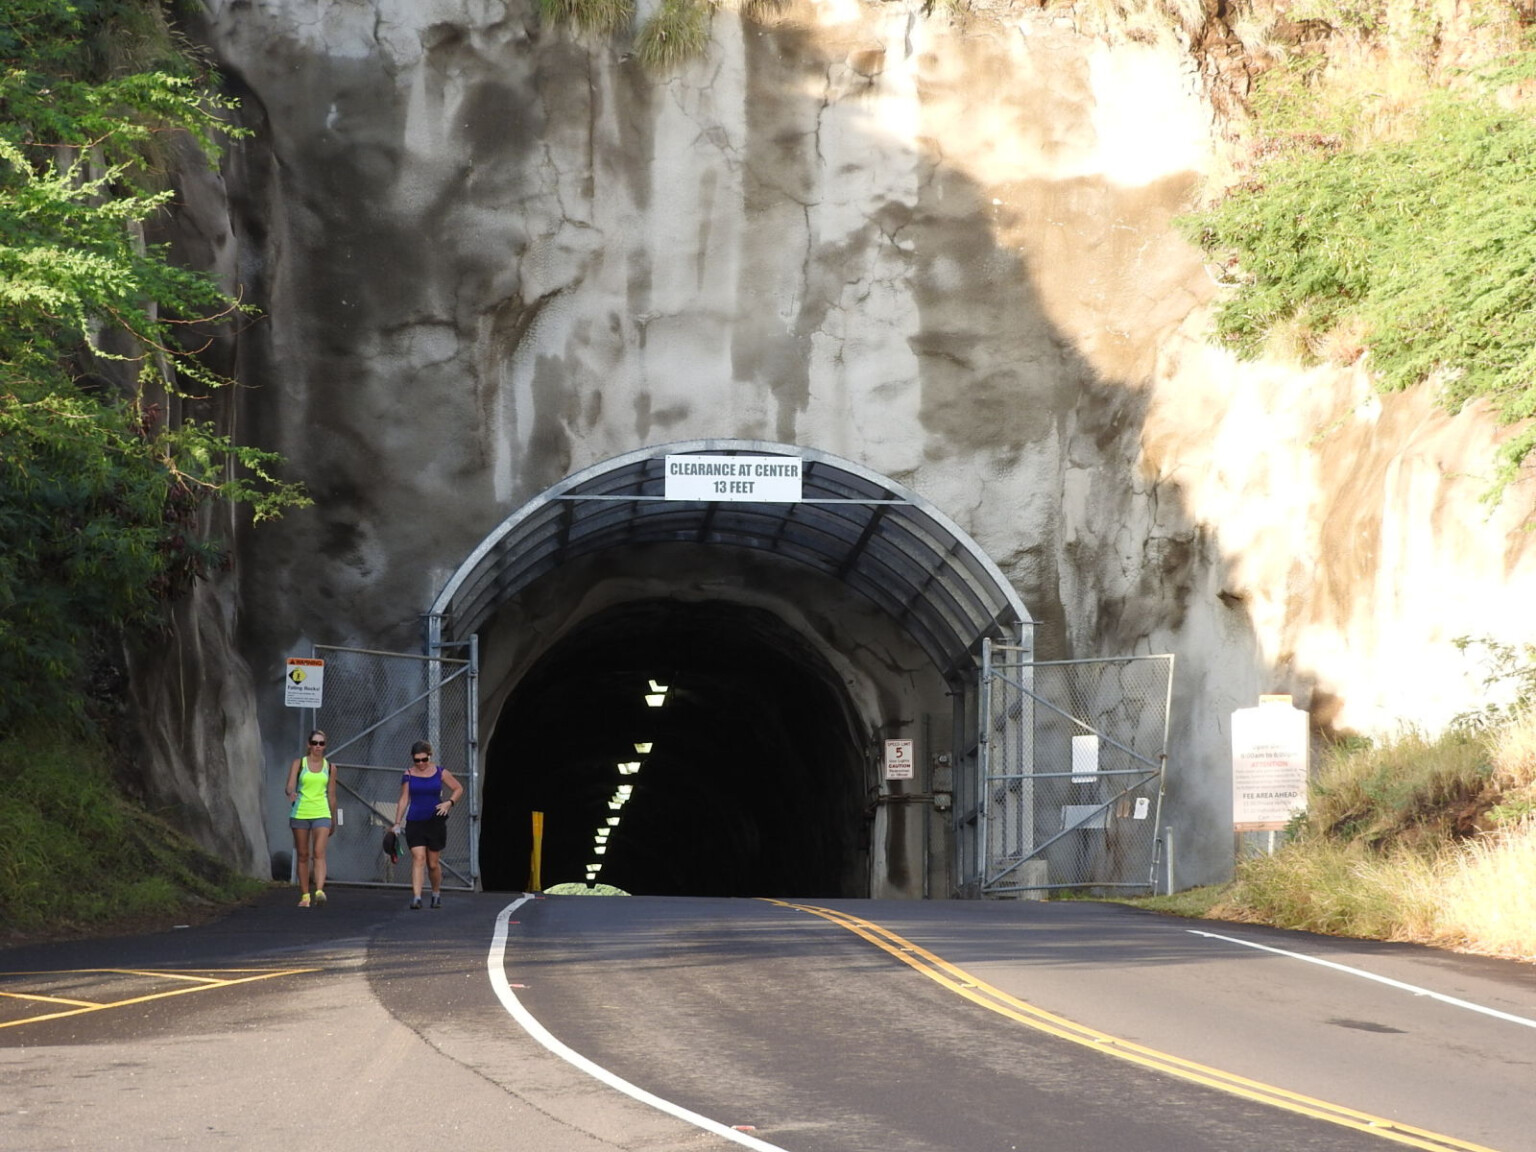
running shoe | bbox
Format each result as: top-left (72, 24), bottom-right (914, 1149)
top-left (313, 889), bottom-right (326, 906)
top-left (430, 894), bottom-right (441, 909)
top-left (298, 893), bottom-right (311, 908)
top-left (409, 896), bottom-right (422, 910)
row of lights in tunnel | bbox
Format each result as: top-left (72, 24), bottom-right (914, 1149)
top-left (585, 679), bottom-right (668, 886)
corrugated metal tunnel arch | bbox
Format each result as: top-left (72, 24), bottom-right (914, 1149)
top-left (427, 440), bottom-right (1031, 676)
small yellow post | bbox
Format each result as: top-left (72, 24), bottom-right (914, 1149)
top-left (529, 811), bottom-right (544, 893)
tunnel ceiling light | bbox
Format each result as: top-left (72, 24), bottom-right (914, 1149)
top-left (608, 800), bottom-right (623, 810)
top-left (648, 680), bottom-right (668, 693)
top-left (633, 742), bottom-right (653, 754)
top-left (617, 761), bottom-right (641, 775)
top-left (644, 693), bottom-right (666, 708)
top-left (606, 816), bottom-right (620, 826)
top-left (595, 832), bottom-right (608, 844)
top-left (617, 784), bottom-right (633, 796)
top-left (594, 845), bottom-right (607, 855)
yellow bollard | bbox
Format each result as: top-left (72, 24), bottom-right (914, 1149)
top-left (529, 811), bottom-right (544, 893)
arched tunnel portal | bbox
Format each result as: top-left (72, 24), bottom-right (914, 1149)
top-left (428, 442), bottom-right (1031, 899)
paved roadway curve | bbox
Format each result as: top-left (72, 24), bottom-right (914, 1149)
top-left (2, 889), bottom-right (1532, 1151)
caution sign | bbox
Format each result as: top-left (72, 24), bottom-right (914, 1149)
top-left (884, 738), bottom-right (914, 781)
top-left (284, 657), bottom-right (325, 709)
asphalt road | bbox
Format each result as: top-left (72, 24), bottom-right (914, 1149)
top-left (2, 889), bottom-right (1532, 1151)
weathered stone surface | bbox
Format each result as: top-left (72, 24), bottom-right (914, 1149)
top-left (147, 0), bottom-right (1535, 888)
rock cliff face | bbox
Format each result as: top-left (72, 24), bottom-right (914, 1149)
top-left (160, 0), bottom-right (1535, 890)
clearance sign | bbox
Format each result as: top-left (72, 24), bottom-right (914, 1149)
top-left (284, 657), bottom-right (325, 709)
top-left (664, 455), bottom-right (802, 502)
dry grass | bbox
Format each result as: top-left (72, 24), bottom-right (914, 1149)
top-left (1429, 819), bottom-right (1536, 959)
top-left (539, 0), bottom-right (636, 36)
top-left (1199, 709), bottom-right (1536, 961)
top-left (1489, 708), bottom-right (1536, 791)
top-left (634, 0), bottom-right (712, 70)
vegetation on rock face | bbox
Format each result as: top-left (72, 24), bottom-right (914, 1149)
top-left (0, 0), bottom-right (307, 733)
top-left (1181, 0), bottom-right (1536, 502)
top-left (539, 0), bottom-right (785, 70)
top-left (633, 0), bottom-right (713, 71)
top-left (0, 723), bottom-right (262, 939)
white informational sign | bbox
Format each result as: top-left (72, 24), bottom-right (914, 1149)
top-left (1231, 695), bottom-right (1309, 829)
top-left (884, 738), bottom-right (915, 781)
top-left (1071, 734), bottom-right (1099, 783)
top-left (285, 657), bottom-right (325, 709)
top-left (664, 455), bottom-right (803, 502)
top-left (1062, 804), bottom-right (1107, 831)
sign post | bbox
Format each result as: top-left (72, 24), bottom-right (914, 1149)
top-left (1231, 695), bottom-right (1309, 856)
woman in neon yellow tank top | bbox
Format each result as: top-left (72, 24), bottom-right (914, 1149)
top-left (284, 729), bottom-right (338, 907)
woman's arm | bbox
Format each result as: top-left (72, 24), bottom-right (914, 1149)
top-left (284, 758), bottom-right (302, 804)
top-left (326, 763), bottom-right (338, 817)
top-left (436, 769), bottom-right (465, 815)
top-left (393, 778), bottom-right (410, 830)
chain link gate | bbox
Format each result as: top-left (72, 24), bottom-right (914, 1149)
top-left (972, 640), bottom-right (1173, 896)
top-left (306, 643), bottom-right (478, 889)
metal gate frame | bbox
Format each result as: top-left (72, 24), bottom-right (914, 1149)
top-left (306, 640), bottom-right (480, 889)
top-left (971, 639), bottom-right (1174, 897)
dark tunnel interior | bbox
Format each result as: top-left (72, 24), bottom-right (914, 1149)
top-left (479, 600), bottom-right (872, 897)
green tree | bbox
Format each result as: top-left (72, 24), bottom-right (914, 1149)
top-left (0, 0), bottom-right (306, 731)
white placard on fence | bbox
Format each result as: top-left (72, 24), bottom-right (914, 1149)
top-left (1071, 734), bottom-right (1099, 783)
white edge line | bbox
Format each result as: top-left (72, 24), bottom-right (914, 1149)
top-left (1188, 929), bottom-right (1536, 1030)
top-left (488, 897), bottom-right (791, 1152)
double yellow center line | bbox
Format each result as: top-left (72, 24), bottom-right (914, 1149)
top-left (768, 901), bottom-right (1495, 1152)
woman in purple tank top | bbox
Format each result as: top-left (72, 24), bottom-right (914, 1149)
top-left (391, 740), bottom-right (464, 909)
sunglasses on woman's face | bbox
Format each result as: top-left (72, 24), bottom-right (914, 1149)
top-left (309, 740), bottom-right (326, 746)
top-left (413, 756), bottom-right (430, 763)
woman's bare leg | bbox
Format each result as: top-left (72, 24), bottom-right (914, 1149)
top-left (293, 827), bottom-right (313, 894)
top-left (410, 845), bottom-right (427, 898)
top-left (426, 848), bottom-right (442, 895)
top-left (311, 826), bottom-right (330, 893)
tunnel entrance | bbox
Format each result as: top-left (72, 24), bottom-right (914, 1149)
top-left (479, 600), bottom-right (868, 896)
top-left (427, 440), bottom-right (1033, 899)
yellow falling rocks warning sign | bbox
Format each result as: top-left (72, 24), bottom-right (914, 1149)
top-left (285, 657), bottom-right (325, 708)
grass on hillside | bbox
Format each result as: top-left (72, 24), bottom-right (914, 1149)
top-left (1133, 708), bottom-right (1536, 962)
top-left (0, 724), bottom-right (262, 942)
top-left (1181, 3), bottom-right (1536, 504)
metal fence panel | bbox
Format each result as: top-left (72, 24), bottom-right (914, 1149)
top-left (311, 645), bottom-right (476, 889)
top-left (979, 644), bottom-right (1173, 896)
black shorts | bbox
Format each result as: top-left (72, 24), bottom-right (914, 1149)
top-left (404, 815), bottom-right (448, 853)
